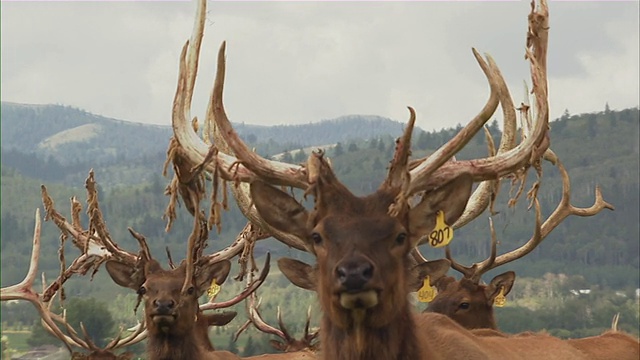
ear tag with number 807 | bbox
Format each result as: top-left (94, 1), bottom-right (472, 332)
top-left (494, 286), bottom-right (506, 307)
top-left (417, 276), bottom-right (437, 303)
top-left (207, 279), bottom-right (221, 302)
top-left (428, 210), bottom-right (453, 248)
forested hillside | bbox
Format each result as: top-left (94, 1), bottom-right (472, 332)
top-left (1, 105), bottom-right (638, 356)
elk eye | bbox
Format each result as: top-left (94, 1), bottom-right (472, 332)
top-left (459, 302), bottom-right (470, 310)
top-left (187, 286), bottom-right (195, 295)
top-left (395, 233), bottom-right (407, 245)
top-left (137, 286), bottom-right (147, 296)
top-left (311, 233), bottom-right (323, 245)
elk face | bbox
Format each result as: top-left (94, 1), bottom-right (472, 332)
top-left (251, 173), bottom-right (469, 330)
top-left (310, 191), bottom-right (415, 329)
top-left (105, 258), bottom-right (231, 336)
top-left (426, 272), bottom-right (515, 330)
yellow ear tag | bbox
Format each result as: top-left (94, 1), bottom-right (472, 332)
top-left (417, 276), bottom-right (437, 303)
top-left (494, 286), bottom-right (506, 308)
top-left (428, 210), bottom-right (453, 248)
top-left (206, 279), bottom-right (221, 302)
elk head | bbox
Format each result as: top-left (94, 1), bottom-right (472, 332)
top-left (105, 254), bottom-right (231, 338)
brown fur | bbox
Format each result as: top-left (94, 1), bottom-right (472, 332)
top-left (567, 331), bottom-right (640, 360)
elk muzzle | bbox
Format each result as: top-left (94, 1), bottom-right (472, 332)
top-left (151, 298), bottom-right (177, 325)
top-left (335, 255), bottom-right (378, 309)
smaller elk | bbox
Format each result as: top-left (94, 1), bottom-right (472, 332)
top-left (101, 214), bottom-right (270, 360)
top-left (40, 172), bottom-right (272, 360)
top-left (424, 159), bottom-right (614, 330)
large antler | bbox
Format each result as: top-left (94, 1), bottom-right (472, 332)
top-left (164, 0), bottom-right (309, 252)
top-left (0, 209), bottom-right (145, 357)
top-left (447, 159), bottom-right (614, 282)
top-left (170, 0), bottom-right (553, 250)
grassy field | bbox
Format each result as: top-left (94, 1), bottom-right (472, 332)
top-left (1, 330), bottom-right (30, 352)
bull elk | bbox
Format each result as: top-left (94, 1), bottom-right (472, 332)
top-left (424, 159), bottom-right (614, 330)
top-left (39, 173), bottom-right (295, 360)
top-left (165, 0), bottom-right (640, 358)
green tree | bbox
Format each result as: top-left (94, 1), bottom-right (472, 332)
top-left (226, 334), bottom-right (239, 354)
top-left (242, 335), bottom-right (258, 356)
top-left (293, 148), bottom-right (307, 163)
top-left (333, 142), bottom-right (344, 157)
top-left (416, 131), bottom-right (429, 150)
top-left (281, 150), bottom-right (293, 163)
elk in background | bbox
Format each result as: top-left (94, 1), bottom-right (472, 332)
top-left (38, 172), bottom-right (275, 360)
top-left (0, 209), bottom-right (145, 360)
top-left (424, 159), bottom-right (614, 330)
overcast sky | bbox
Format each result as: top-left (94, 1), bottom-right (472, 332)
top-left (2, 0), bottom-right (638, 132)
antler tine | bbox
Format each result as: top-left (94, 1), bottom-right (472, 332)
top-left (101, 319), bottom-right (148, 351)
top-left (171, 39), bottom-right (308, 188)
top-left (465, 217), bottom-right (499, 282)
top-left (83, 171), bottom-right (139, 267)
top-left (113, 319), bottom-right (148, 349)
top-left (210, 41), bottom-right (309, 189)
top-left (181, 194), bottom-right (202, 296)
top-left (247, 295), bottom-right (287, 340)
top-left (304, 305), bottom-right (319, 343)
top-left (199, 253), bottom-right (271, 311)
top-left (453, 67), bottom-right (518, 229)
top-left (1, 209), bottom-right (76, 353)
top-left (407, 49), bottom-right (501, 193)
top-left (172, 0), bottom-right (308, 188)
top-left (452, 126), bottom-right (498, 230)
top-left (445, 246), bottom-right (475, 279)
top-left (276, 306), bottom-right (294, 342)
top-left (408, 0), bottom-right (551, 197)
top-left (481, 159), bottom-right (614, 272)
top-left (235, 260), bottom-right (288, 342)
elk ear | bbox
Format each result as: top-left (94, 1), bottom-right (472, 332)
top-left (205, 311), bottom-right (237, 326)
top-left (251, 181), bottom-right (309, 240)
top-left (409, 259), bottom-right (451, 291)
top-left (105, 260), bottom-right (146, 290)
top-left (408, 173), bottom-right (473, 246)
top-left (484, 271), bottom-right (516, 305)
top-left (195, 260), bottom-right (232, 296)
top-left (278, 258), bottom-right (316, 291)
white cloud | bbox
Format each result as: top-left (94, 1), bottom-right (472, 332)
top-left (1, 0), bottom-right (638, 132)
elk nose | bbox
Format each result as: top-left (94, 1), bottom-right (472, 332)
top-left (336, 259), bottom-right (374, 292)
top-left (153, 299), bottom-right (175, 313)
